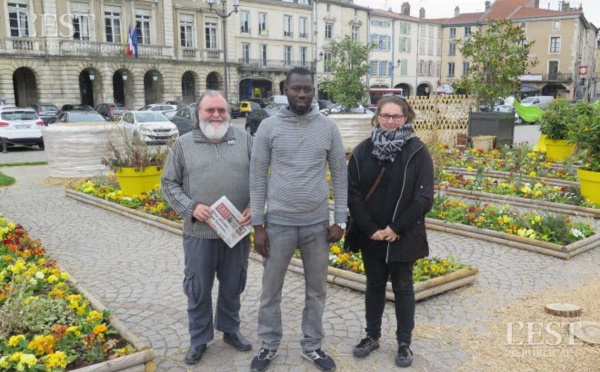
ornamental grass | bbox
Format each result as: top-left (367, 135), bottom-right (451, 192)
top-left (429, 196), bottom-right (595, 245)
top-left (441, 145), bottom-right (578, 181)
top-left (0, 215), bottom-right (134, 371)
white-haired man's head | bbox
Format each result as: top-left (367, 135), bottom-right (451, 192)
top-left (196, 90), bottom-right (231, 141)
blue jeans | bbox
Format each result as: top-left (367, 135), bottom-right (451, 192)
top-left (257, 222), bottom-right (330, 351)
top-left (362, 254), bottom-right (415, 345)
top-left (183, 236), bottom-right (250, 347)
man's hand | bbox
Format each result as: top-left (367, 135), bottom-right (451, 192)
top-left (326, 224), bottom-right (344, 243)
top-left (253, 225), bottom-right (270, 257)
top-left (192, 204), bottom-right (212, 222)
top-left (381, 226), bottom-right (399, 242)
top-left (239, 208), bottom-right (251, 226)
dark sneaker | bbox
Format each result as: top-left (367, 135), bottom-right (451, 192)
top-left (301, 348), bottom-right (336, 372)
top-left (223, 331), bottom-right (252, 351)
top-left (395, 343), bottom-right (413, 368)
top-left (353, 336), bottom-right (380, 357)
top-left (184, 344), bottom-right (206, 365)
top-left (250, 348), bottom-right (278, 372)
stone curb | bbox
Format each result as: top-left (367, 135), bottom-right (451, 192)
top-left (65, 189), bottom-right (479, 301)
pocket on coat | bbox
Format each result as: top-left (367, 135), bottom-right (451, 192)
top-left (183, 269), bottom-right (197, 302)
top-left (238, 266), bottom-right (248, 295)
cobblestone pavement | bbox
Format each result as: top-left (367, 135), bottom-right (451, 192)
top-left (2, 156), bottom-right (600, 371)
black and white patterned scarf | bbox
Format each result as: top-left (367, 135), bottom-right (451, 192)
top-left (371, 123), bottom-right (415, 162)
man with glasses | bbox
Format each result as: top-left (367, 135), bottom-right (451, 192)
top-left (162, 90), bottom-right (254, 366)
top-left (249, 67), bottom-right (347, 372)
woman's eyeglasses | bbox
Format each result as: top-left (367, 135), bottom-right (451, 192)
top-left (378, 113), bottom-right (406, 122)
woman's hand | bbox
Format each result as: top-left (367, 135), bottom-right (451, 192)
top-left (370, 230), bottom-right (385, 241)
top-left (381, 226), bottom-right (399, 242)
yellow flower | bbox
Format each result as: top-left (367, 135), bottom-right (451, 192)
top-left (77, 305), bottom-right (87, 316)
top-left (27, 335), bottom-right (55, 355)
top-left (37, 258), bottom-right (46, 266)
top-left (529, 171), bottom-right (537, 177)
top-left (8, 335), bottom-right (26, 347)
top-left (47, 275), bottom-right (58, 283)
top-left (66, 326), bottom-right (81, 335)
top-left (93, 324), bottom-right (108, 335)
top-left (18, 354), bottom-right (38, 370)
top-left (0, 356), bottom-right (8, 368)
top-left (9, 352), bottom-right (23, 362)
top-left (466, 166), bottom-right (473, 172)
top-left (330, 245), bottom-right (341, 255)
top-left (87, 310), bottom-right (103, 323)
top-left (60, 272), bottom-right (69, 280)
top-left (43, 351), bottom-right (68, 370)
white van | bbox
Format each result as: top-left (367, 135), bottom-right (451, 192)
top-left (267, 95), bottom-right (288, 105)
top-left (520, 96), bottom-right (554, 110)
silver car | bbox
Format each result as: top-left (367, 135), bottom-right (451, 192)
top-left (120, 111), bottom-right (178, 145)
top-left (0, 107), bottom-right (45, 149)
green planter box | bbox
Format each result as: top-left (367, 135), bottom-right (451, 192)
top-left (468, 111), bottom-right (515, 147)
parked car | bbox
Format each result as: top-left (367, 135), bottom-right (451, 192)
top-left (95, 103), bottom-right (128, 121)
top-left (120, 111), bottom-right (178, 145)
top-left (138, 104), bottom-right (178, 115)
top-left (267, 95), bottom-right (289, 105)
top-left (245, 108), bottom-right (274, 135)
top-left (28, 104), bottom-right (59, 125)
top-left (520, 96), bottom-right (554, 110)
top-left (170, 104), bottom-right (197, 136)
top-left (494, 104), bottom-right (521, 125)
top-left (233, 101), bottom-right (260, 118)
top-left (229, 102), bottom-right (241, 118)
top-left (57, 104), bottom-right (96, 115)
top-left (50, 110), bottom-right (107, 124)
top-left (317, 100), bottom-right (334, 111)
top-left (248, 98), bottom-right (269, 108)
top-left (0, 107), bottom-right (45, 149)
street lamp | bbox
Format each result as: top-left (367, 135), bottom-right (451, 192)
top-left (207, 0), bottom-right (240, 101)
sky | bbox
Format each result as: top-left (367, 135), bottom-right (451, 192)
top-left (353, 0), bottom-right (600, 28)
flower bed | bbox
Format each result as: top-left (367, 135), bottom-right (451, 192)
top-left (0, 216), bottom-right (154, 371)
top-left (442, 146), bottom-right (578, 182)
top-left (437, 170), bottom-right (600, 219)
top-left (65, 183), bottom-right (478, 301)
top-left (428, 198), bottom-right (599, 259)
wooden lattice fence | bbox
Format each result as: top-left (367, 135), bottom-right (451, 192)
top-left (407, 95), bottom-right (478, 147)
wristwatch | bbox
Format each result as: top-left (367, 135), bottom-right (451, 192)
top-left (337, 222), bottom-right (347, 229)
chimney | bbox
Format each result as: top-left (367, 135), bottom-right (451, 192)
top-left (485, 1), bottom-right (491, 11)
top-left (561, 1), bottom-right (570, 11)
top-left (419, 7), bottom-right (426, 19)
top-left (454, 6), bottom-right (460, 17)
top-left (531, 0), bottom-right (539, 8)
top-left (401, 2), bottom-right (411, 16)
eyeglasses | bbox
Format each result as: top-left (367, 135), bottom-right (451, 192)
top-left (378, 113), bottom-right (406, 122)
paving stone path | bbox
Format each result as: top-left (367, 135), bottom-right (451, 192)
top-left (1, 164), bottom-right (600, 371)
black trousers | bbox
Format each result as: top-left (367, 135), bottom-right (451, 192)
top-left (362, 253), bottom-right (415, 345)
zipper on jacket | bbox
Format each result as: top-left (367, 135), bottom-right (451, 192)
top-left (386, 144), bottom-right (424, 264)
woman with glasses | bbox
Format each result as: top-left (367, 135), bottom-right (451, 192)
top-left (345, 95), bottom-right (434, 368)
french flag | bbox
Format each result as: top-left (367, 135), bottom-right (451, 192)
top-left (126, 28), bottom-right (138, 58)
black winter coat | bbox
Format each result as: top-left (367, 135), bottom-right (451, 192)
top-left (346, 136), bottom-right (434, 262)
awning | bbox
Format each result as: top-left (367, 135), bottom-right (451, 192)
top-left (436, 84), bottom-right (454, 94)
top-left (518, 84), bottom-right (540, 93)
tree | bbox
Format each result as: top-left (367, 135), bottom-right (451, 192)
top-left (454, 19), bottom-right (537, 111)
top-left (320, 36), bottom-right (374, 109)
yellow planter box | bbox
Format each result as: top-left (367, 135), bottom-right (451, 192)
top-left (545, 139), bottom-right (575, 162)
top-left (578, 168), bottom-right (600, 205)
top-left (115, 166), bottom-right (162, 196)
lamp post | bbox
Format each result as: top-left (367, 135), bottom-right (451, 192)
top-left (207, 0), bottom-right (239, 101)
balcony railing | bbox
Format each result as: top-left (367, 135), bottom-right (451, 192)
top-left (182, 48), bottom-right (197, 58)
top-left (238, 58), bottom-right (315, 72)
top-left (6, 37), bottom-right (40, 52)
top-left (204, 49), bottom-right (222, 60)
top-left (542, 73), bottom-right (572, 82)
top-left (57, 40), bottom-right (173, 59)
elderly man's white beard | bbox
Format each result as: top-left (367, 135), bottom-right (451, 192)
top-left (200, 119), bottom-right (230, 140)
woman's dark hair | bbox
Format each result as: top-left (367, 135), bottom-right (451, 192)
top-left (371, 95), bottom-right (416, 127)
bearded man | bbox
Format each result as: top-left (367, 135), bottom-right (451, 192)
top-left (162, 90), bottom-right (254, 365)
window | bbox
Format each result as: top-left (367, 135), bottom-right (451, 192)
top-left (326, 4), bottom-right (330, 11)
top-left (398, 59), bottom-right (408, 76)
top-left (379, 61), bottom-right (387, 77)
top-left (284, 16), bottom-right (292, 37)
top-left (259, 13), bottom-right (268, 35)
top-left (324, 52), bottom-right (332, 72)
top-left (299, 17), bottom-right (307, 38)
top-left (261, 44), bottom-right (267, 66)
top-left (399, 22), bottom-right (411, 35)
top-left (388, 61), bottom-right (393, 77)
top-left (240, 11), bottom-right (250, 33)
top-left (8, 2), bottom-right (29, 37)
top-left (352, 26), bottom-right (359, 41)
top-left (205, 17), bottom-right (218, 49)
top-left (135, 9), bottom-right (151, 45)
top-left (369, 61), bottom-right (378, 77)
top-left (449, 27), bottom-right (456, 39)
top-left (72, 2), bottom-right (91, 41)
top-left (418, 38), bottom-right (425, 54)
top-left (553, 20), bottom-right (560, 30)
top-left (437, 39), bottom-right (441, 56)
top-left (462, 61), bottom-right (470, 76)
top-left (104, 6), bottom-right (121, 43)
top-left (180, 14), bottom-right (195, 48)
top-left (284, 46), bottom-right (292, 65)
top-left (325, 23), bottom-right (332, 39)
top-left (300, 46), bottom-right (307, 66)
top-left (419, 24), bottom-right (425, 36)
top-left (419, 60), bottom-right (425, 76)
top-left (379, 35), bottom-right (390, 51)
top-left (427, 39), bottom-right (433, 55)
top-left (464, 26), bottom-right (471, 36)
top-left (448, 42), bottom-right (456, 56)
top-left (242, 43), bottom-right (250, 63)
top-left (428, 26), bottom-right (433, 38)
top-left (548, 60), bottom-right (559, 78)
top-left (399, 37), bottom-right (411, 53)
top-left (549, 36), bottom-right (560, 53)
top-left (448, 62), bottom-right (455, 77)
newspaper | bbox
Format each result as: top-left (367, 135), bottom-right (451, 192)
top-left (206, 196), bottom-right (251, 248)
